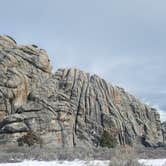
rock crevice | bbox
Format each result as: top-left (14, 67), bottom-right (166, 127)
top-left (0, 36), bottom-right (165, 148)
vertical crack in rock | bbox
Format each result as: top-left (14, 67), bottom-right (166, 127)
top-left (0, 35), bottom-right (165, 148)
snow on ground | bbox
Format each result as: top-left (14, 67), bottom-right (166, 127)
top-left (139, 159), bottom-right (166, 166)
top-left (0, 160), bottom-right (110, 166)
top-left (0, 159), bottom-right (166, 166)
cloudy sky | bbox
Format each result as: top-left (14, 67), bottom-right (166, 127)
top-left (0, 0), bottom-right (166, 121)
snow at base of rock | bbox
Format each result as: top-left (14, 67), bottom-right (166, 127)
top-left (139, 159), bottom-right (166, 166)
top-left (0, 160), bottom-right (109, 166)
top-left (0, 159), bottom-right (166, 166)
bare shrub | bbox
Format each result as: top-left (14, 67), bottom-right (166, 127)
top-left (109, 146), bottom-right (144, 166)
top-left (17, 130), bottom-right (43, 147)
top-left (0, 144), bottom-right (165, 164)
top-left (0, 145), bottom-right (95, 162)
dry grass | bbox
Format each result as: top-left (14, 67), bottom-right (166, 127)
top-left (109, 146), bottom-right (144, 166)
top-left (0, 145), bottom-right (95, 162)
top-left (0, 144), bottom-right (165, 164)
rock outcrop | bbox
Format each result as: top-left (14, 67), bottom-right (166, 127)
top-left (0, 35), bottom-right (51, 116)
top-left (161, 121), bottom-right (166, 144)
top-left (0, 36), bottom-right (164, 148)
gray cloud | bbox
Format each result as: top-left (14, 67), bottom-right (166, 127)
top-left (0, 0), bottom-right (166, 120)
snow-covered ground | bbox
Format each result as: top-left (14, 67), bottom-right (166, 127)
top-left (0, 160), bottom-right (110, 166)
top-left (139, 159), bottom-right (166, 166)
top-left (0, 159), bottom-right (166, 166)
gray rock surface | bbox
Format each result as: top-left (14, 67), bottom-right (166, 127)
top-left (0, 35), bottom-right (51, 117)
top-left (161, 121), bottom-right (166, 144)
top-left (0, 36), bottom-right (164, 148)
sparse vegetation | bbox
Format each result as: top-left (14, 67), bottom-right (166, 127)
top-left (17, 130), bottom-right (43, 147)
top-left (109, 147), bottom-right (144, 166)
top-left (100, 130), bottom-right (118, 148)
top-left (0, 144), bottom-right (165, 164)
top-left (0, 146), bottom-right (96, 162)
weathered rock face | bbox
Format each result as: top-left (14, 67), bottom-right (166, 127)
top-left (161, 122), bottom-right (166, 143)
top-left (0, 36), bottom-right (164, 148)
top-left (0, 35), bottom-right (51, 119)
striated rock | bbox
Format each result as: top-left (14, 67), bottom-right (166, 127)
top-left (0, 36), bottom-right (164, 148)
top-left (0, 35), bottom-right (51, 118)
top-left (161, 121), bottom-right (166, 144)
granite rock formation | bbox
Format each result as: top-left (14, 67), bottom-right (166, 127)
top-left (161, 121), bottom-right (166, 144)
top-left (0, 35), bottom-right (164, 148)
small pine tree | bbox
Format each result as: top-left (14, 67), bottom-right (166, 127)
top-left (100, 130), bottom-right (118, 148)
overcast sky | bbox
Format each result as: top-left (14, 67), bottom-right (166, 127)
top-left (0, 0), bottom-right (166, 121)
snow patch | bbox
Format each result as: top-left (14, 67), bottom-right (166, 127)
top-left (0, 160), bottom-right (110, 166)
top-left (0, 159), bottom-right (166, 166)
top-left (139, 159), bottom-right (166, 166)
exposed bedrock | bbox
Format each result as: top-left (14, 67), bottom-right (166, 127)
top-left (0, 36), bottom-right (164, 148)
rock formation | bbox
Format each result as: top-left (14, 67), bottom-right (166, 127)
top-left (0, 35), bottom-right (165, 148)
top-left (161, 121), bottom-right (166, 144)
